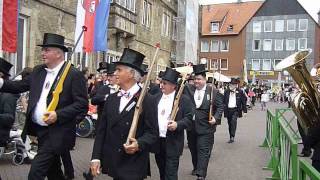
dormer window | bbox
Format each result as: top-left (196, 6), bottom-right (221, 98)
top-left (227, 25), bottom-right (233, 32)
top-left (211, 22), bottom-right (219, 33)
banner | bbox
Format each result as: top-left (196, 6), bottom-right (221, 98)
top-left (0, 0), bottom-right (18, 52)
top-left (75, 0), bottom-right (110, 52)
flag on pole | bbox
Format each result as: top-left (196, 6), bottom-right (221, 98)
top-left (75, 0), bottom-right (110, 53)
top-left (0, 0), bottom-right (19, 53)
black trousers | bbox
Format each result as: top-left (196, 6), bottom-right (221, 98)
top-left (312, 160), bottom-right (320, 173)
top-left (114, 178), bottom-right (143, 180)
top-left (195, 133), bottom-right (214, 178)
top-left (227, 109), bottom-right (238, 138)
top-left (28, 124), bottom-right (64, 180)
top-left (61, 150), bottom-right (74, 178)
top-left (187, 126), bottom-right (197, 170)
top-left (155, 138), bottom-right (180, 180)
top-left (297, 120), bottom-right (311, 151)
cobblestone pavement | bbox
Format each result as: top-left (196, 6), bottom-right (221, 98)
top-left (0, 102), bottom-right (287, 180)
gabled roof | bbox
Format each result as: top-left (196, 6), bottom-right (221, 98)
top-left (201, 1), bottom-right (264, 36)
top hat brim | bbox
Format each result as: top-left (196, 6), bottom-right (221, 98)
top-left (161, 77), bottom-right (177, 85)
top-left (113, 61), bottom-right (144, 75)
top-left (97, 68), bottom-right (107, 72)
top-left (0, 67), bottom-right (11, 76)
top-left (37, 44), bottom-right (69, 52)
top-left (194, 70), bottom-right (208, 75)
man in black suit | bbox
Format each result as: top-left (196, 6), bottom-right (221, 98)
top-left (184, 64), bottom-right (224, 180)
top-left (151, 67), bottom-right (193, 180)
top-left (223, 78), bottom-right (247, 143)
top-left (0, 58), bottom-right (19, 147)
top-left (0, 33), bottom-right (88, 180)
top-left (90, 48), bottom-right (158, 180)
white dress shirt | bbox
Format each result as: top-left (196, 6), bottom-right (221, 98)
top-left (228, 90), bottom-right (237, 108)
top-left (33, 61), bottom-right (65, 126)
top-left (118, 83), bottom-right (140, 113)
top-left (194, 84), bottom-right (206, 109)
top-left (157, 91), bottom-right (175, 137)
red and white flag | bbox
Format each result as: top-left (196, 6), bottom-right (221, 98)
top-left (0, 0), bottom-right (18, 53)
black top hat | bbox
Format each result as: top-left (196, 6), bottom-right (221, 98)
top-left (97, 62), bottom-right (108, 72)
top-left (140, 64), bottom-right (148, 76)
top-left (193, 64), bottom-right (208, 75)
top-left (114, 48), bottom-right (145, 75)
top-left (158, 71), bottom-right (165, 78)
top-left (161, 67), bottom-right (180, 84)
top-left (0, 58), bottom-right (13, 76)
top-left (37, 33), bottom-right (68, 52)
top-left (106, 63), bottom-right (116, 74)
top-left (230, 78), bottom-right (240, 84)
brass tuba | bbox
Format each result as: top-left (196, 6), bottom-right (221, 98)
top-left (275, 49), bottom-right (320, 134)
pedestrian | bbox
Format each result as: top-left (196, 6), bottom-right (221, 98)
top-left (151, 67), bottom-right (193, 180)
top-left (223, 78), bottom-right (247, 143)
top-left (0, 58), bottom-right (19, 147)
top-left (260, 90), bottom-right (269, 111)
top-left (184, 64), bottom-right (224, 180)
top-left (0, 33), bottom-right (88, 179)
top-left (90, 48), bottom-right (158, 180)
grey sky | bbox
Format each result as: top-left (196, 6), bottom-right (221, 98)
top-left (199, 0), bottom-right (320, 22)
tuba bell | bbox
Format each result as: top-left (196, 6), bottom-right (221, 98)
top-left (275, 49), bottom-right (320, 134)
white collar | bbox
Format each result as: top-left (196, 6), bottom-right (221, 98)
top-left (118, 83), bottom-right (140, 97)
top-left (162, 91), bottom-right (176, 100)
top-left (196, 84), bottom-right (207, 91)
top-left (45, 61), bottom-right (65, 74)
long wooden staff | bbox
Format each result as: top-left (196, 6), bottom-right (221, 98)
top-left (169, 74), bottom-right (187, 121)
top-left (126, 43), bottom-right (160, 145)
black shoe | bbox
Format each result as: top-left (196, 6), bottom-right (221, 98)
top-left (299, 149), bottom-right (312, 157)
top-left (227, 137), bottom-right (234, 143)
top-left (191, 169), bottom-right (197, 176)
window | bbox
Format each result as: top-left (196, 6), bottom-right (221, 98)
top-left (16, 16), bottom-right (28, 74)
top-left (161, 12), bottom-right (170, 36)
top-left (252, 39), bottom-right (261, 51)
top-left (264, 21), bottom-right (272, 32)
top-left (299, 19), bottom-right (308, 31)
top-left (286, 39), bottom-right (295, 51)
top-left (201, 41), bottom-right (209, 52)
top-left (220, 40), bottom-right (229, 52)
top-left (211, 22), bottom-right (219, 33)
top-left (220, 59), bottom-right (228, 70)
top-left (274, 59), bottom-right (282, 70)
top-left (253, 21), bottom-right (262, 32)
top-left (263, 39), bottom-right (272, 51)
top-left (298, 38), bottom-right (307, 50)
top-left (125, 0), bottom-right (136, 12)
top-left (210, 40), bottom-right (219, 52)
top-left (275, 20), bottom-right (284, 32)
top-left (142, 1), bottom-right (152, 28)
top-left (252, 59), bottom-right (260, 70)
top-left (262, 59), bottom-right (272, 70)
top-left (211, 59), bottom-right (219, 70)
top-left (287, 19), bottom-right (296, 31)
top-left (274, 39), bottom-right (283, 51)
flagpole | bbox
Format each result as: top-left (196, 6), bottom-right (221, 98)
top-left (68, 26), bottom-right (87, 61)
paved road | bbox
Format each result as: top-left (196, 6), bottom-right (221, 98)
top-left (0, 102), bottom-right (286, 180)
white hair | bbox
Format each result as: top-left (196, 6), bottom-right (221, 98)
top-left (125, 66), bottom-right (142, 82)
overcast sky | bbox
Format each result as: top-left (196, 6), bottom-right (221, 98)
top-left (199, 0), bottom-right (320, 22)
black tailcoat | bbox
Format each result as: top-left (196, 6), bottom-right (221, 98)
top-left (91, 89), bottom-right (158, 179)
top-left (184, 84), bottom-right (224, 134)
top-left (151, 93), bottom-right (194, 157)
top-left (0, 64), bottom-right (88, 153)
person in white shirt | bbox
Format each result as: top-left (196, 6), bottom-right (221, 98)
top-left (260, 90), bottom-right (269, 111)
top-left (90, 48), bottom-right (158, 180)
top-left (151, 67), bottom-right (193, 180)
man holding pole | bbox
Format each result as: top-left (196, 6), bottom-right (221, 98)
top-left (90, 48), bottom-right (158, 180)
top-left (151, 67), bottom-right (193, 180)
top-left (0, 33), bottom-right (88, 179)
top-left (184, 64), bottom-right (224, 180)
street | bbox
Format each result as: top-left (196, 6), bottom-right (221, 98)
top-left (0, 102), bottom-right (286, 180)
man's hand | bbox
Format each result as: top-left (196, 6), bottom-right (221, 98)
top-left (90, 161), bottom-right (101, 177)
top-left (43, 111), bottom-right (57, 125)
top-left (123, 138), bottom-right (139, 154)
top-left (167, 120), bottom-right (177, 131)
top-left (208, 116), bottom-right (216, 125)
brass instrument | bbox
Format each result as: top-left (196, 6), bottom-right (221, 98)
top-left (126, 43), bottom-right (160, 145)
top-left (275, 49), bottom-right (320, 134)
top-left (169, 74), bottom-right (187, 121)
